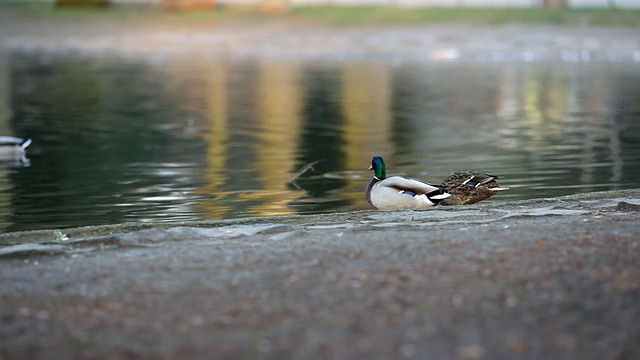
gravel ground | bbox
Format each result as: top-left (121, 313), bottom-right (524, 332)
top-left (1, 190), bottom-right (639, 359)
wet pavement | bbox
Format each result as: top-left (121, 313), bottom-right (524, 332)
top-left (1, 189), bottom-right (639, 359)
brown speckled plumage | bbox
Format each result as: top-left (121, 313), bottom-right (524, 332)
top-left (440, 170), bottom-right (508, 205)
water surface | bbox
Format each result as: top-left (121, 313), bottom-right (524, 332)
top-left (2, 53), bottom-right (639, 232)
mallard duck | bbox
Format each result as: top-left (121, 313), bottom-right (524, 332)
top-left (365, 156), bottom-right (450, 210)
top-left (440, 170), bottom-right (508, 205)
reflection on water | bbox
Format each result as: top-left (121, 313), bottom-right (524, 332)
top-left (2, 53), bottom-right (640, 232)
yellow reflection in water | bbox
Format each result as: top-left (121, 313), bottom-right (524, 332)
top-left (249, 60), bottom-right (304, 216)
top-left (522, 66), bottom-right (545, 147)
top-left (543, 68), bottom-right (568, 126)
top-left (341, 62), bottom-right (392, 203)
top-left (197, 61), bottom-right (230, 218)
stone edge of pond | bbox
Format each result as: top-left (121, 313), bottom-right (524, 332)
top-left (1, 188), bottom-right (638, 246)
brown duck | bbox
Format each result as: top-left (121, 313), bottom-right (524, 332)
top-left (440, 170), bottom-right (508, 205)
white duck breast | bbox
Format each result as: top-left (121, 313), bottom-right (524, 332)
top-left (365, 155), bottom-right (450, 210)
top-left (369, 176), bottom-right (450, 210)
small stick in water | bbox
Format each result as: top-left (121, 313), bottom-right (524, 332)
top-left (288, 159), bottom-right (324, 190)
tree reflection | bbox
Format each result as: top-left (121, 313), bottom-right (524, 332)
top-left (293, 64), bottom-right (348, 208)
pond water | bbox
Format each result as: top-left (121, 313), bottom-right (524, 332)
top-left (1, 53), bottom-right (639, 232)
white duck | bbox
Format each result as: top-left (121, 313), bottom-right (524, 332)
top-left (365, 156), bottom-right (450, 210)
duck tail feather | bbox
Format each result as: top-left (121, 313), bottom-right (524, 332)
top-left (21, 138), bottom-right (32, 150)
top-left (430, 192), bottom-right (451, 200)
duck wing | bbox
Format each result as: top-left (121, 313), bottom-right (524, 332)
top-left (444, 171), bottom-right (505, 188)
top-left (0, 136), bottom-right (25, 146)
top-left (381, 176), bottom-right (448, 197)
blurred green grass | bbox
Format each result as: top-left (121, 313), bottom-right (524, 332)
top-left (3, 2), bottom-right (640, 27)
top-left (296, 6), bottom-right (640, 26)
top-left (293, 6), bottom-right (640, 26)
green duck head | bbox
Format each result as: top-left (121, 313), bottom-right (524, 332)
top-left (369, 156), bottom-right (387, 180)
